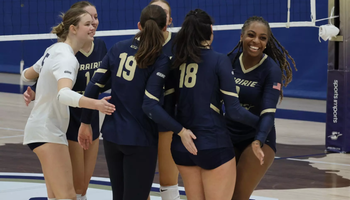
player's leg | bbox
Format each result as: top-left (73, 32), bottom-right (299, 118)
top-left (198, 148), bottom-right (236, 200)
top-left (123, 145), bottom-right (158, 200)
top-left (82, 138), bottom-right (99, 195)
top-left (201, 159), bottom-right (236, 200)
top-left (68, 138), bottom-right (99, 198)
top-left (158, 131), bottom-right (180, 200)
top-left (103, 139), bottom-right (124, 200)
top-left (176, 165), bottom-right (205, 200)
top-left (171, 150), bottom-right (205, 200)
top-left (68, 140), bottom-right (85, 196)
top-left (232, 144), bottom-right (275, 200)
top-left (29, 143), bottom-right (56, 199)
top-left (42, 163), bottom-right (55, 199)
top-left (33, 143), bottom-right (76, 200)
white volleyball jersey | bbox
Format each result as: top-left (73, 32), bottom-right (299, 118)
top-left (23, 42), bottom-right (79, 145)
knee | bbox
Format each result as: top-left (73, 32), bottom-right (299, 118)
top-left (159, 168), bottom-right (179, 186)
top-left (159, 175), bottom-right (179, 186)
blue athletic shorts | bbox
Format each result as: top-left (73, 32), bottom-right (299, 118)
top-left (171, 147), bottom-right (235, 170)
top-left (232, 129), bottom-right (277, 154)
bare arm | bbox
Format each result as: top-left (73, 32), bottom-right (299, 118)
top-left (21, 67), bottom-right (39, 82)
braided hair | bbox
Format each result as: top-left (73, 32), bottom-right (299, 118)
top-left (228, 16), bottom-right (297, 99)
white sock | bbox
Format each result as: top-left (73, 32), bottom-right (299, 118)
top-left (76, 194), bottom-right (82, 200)
top-left (81, 195), bottom-right (87, 200)
top-left (160, 184), bottom-right (180, 200)
top-left (48, 198), bottom-right (56, 200)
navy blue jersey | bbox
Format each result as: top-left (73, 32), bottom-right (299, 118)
top-left (81, 37), bottom-right (183, 147)
top-left (226, 53), bottom-right (282, 145)
top-left (157, 31), bottom-right (176, 132)
top-left (166, 49), bottom-right (259, 152)
top-left (68, 38), bottom-right (107, 140)
top-left (162, 32), bottom-right (176, 58)
top-left (74, 38), bottom-right (108, 93)
top-left (31, 38), bottom-right (107, 140)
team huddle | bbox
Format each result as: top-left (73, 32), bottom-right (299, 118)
top-left (21, 1), bottom-right (296, 200)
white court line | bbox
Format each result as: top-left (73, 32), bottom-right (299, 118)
top-left (0, 127), bottom-right (24, 139)
top-left (0, 135), bottom-right (24, 139)
top-left (0, 126), bottom-right (105, 140)
top-left (1, 127), bottom-right (349, 167)
top-left (0, 172), bottom-right (186, 190)
top-left (0, 127), bottom-right (24, 132)
top-left (275, 156), bottom-right (350, 167)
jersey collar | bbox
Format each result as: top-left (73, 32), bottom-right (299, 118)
top-left (239, 53), bottom-right (268, 74)
top-left (79, 41), bottom-right (94, 57)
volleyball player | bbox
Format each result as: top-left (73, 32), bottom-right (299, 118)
top-left (226, 16), bottom-right (296, 200)
top-left (23, 2), bottom-right (108, 199)
top-left (77, 5), bottom-right (192, 200)
top-left (149, 1), bottom-right (181, 199)
top-left (167, 9), bottom-right (260, 200)
top-left (21, 8), bottom-right (115, 200)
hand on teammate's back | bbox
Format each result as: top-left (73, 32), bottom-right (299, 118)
top-left (252, 140), bottom-right (264, 165)
top-left (178, 128), bottom-right (198, 155)
top-left (96, 96), bottom-right (115, 115)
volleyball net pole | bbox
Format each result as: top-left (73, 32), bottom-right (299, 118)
top-left (325, 0), bottom-right (350, 153)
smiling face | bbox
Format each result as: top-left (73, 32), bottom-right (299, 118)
top-left (84, 5), bottom-right (99, 36)
top-left (241, 21), bottom-right (269, 58)
top-left (74, 13), bottom-right (95, 43)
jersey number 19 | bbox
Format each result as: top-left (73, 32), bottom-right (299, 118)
top-left (116, 53), bottom-right (136, 81)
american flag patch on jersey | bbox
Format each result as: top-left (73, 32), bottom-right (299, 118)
top-left (273, 82), bottom-right (281, 90)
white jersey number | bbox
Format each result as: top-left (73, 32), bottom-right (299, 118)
top-left (179, 63), bottom-right (198, 88)
top-left (116, 53), bottom-right (137, 81)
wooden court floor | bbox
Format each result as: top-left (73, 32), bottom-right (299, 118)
top-left (0, 73), bottom-right (350, 200)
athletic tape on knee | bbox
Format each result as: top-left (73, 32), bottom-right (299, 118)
top-left (160, 184), bottom-right (180, 200)
top-left (57, 87), bottom-right (82, 108)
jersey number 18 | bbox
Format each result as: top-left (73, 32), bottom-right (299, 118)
top-left (179, 63), bottom-right (198, 88)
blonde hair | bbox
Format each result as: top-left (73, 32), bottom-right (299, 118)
top-left (70, 1), bottom-right (94, 9)
top-left (51, 8), bottom-right (89, 41)
top-left (149, 0), bottom-right (173, 26)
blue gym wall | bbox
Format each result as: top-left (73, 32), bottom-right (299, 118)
top-left (0, 0), bottom-right (328, 99)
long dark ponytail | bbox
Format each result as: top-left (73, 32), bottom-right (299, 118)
top-left (172, 9), bottom-right (213, 68)
top-left (135, 5), bottom-right (167, 68)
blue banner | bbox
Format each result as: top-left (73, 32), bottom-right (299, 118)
top-left (326, 70), bottom-right (350, 153)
